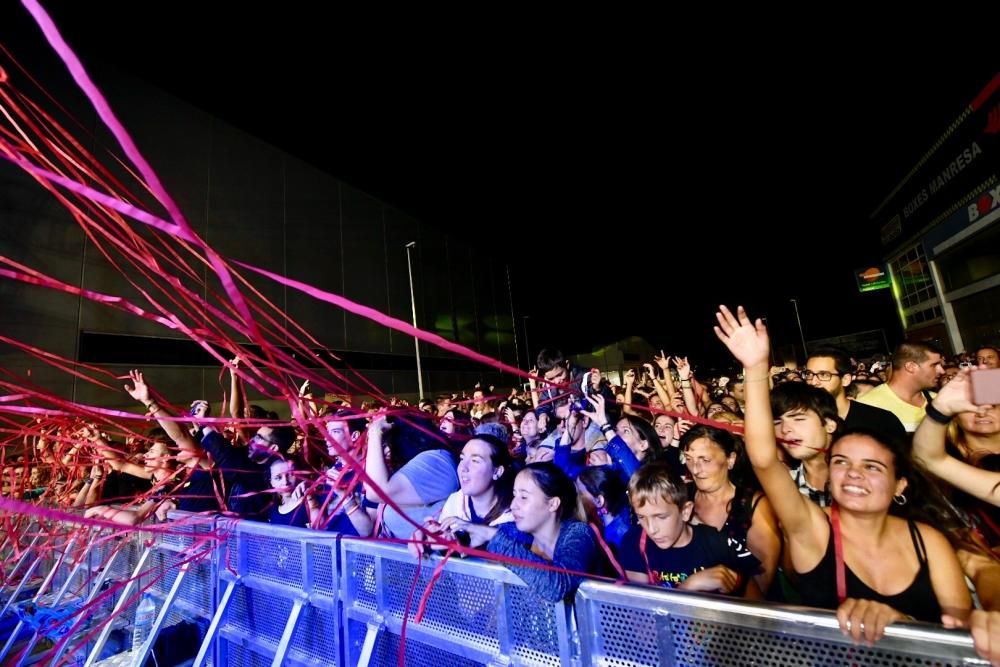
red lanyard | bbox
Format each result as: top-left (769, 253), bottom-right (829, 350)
top-left (831, 503), bottom-right (847, 603)
top-left (589, 522), bottom-right (626, 581)
top-left (638, 530), bottom-right (659, 585)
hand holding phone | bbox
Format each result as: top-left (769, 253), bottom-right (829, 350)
top-left (971, 368), bottom-right (1000, 405)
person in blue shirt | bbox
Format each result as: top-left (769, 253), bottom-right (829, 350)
top-left (576, 465), bottom-right (631, 552)
top-left (486, 462), bottom-right (602, 602)
top-left (267, 456), bottom-right (312, 528)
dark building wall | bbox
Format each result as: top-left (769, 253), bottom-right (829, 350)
top-left (0, 62), bottom-right (518, 409)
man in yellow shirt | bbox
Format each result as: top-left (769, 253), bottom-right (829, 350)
top-left (857, 341), bottom-right (945, 432)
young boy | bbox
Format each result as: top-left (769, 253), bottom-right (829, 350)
top-left (619, 462), bottom-right (761, 597)
top-left (771, 383), bottom-right (841, 507)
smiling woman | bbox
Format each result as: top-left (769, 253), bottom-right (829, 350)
top-left (409, 435), bottom-right (514, 554)
top-left (716, 304), bottom-right (972, 642)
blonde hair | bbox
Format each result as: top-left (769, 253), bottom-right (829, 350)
top-left (628, 462), bottom-right (688, 510)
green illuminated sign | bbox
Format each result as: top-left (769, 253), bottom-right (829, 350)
top-left (855, 266), bottom-right (891, 292)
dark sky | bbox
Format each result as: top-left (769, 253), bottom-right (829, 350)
top-left (4, 4), bottom-right (998, 368)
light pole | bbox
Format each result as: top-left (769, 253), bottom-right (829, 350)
top-left (790, 298), bottom-right (807, 362)
top-left (405, 242), bottom-right (424, 399)
top-left (506, 264), bottom-right (520, 370)
top-left (761, 317), bottom-right (777, 366)
top-left (523, 315), bottom-right (532, 370)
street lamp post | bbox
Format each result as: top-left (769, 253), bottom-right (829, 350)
top-left (523, 315), bottom-right (532, 370)
top-left (790, 298), bottom-right (807, 362)
top-left (405, 242), bottom-right (424, 400)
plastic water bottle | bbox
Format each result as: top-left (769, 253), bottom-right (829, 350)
top-left (131, 593), bottom-right (156, 657)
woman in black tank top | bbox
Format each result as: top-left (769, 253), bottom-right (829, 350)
top-left (797, 515), bottom-right (941, 622)
top-left (680, 425), bottom-right (781, 595)
top-left (716, 305), bottom-right (972, 643)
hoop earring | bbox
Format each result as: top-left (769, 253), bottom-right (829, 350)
top-left (893, 493), bottom-right (907, 506)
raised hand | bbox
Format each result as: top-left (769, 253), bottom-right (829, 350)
top-left (124, 370), bottom-right (151, 404)
top-left (714, 306), bottom-right (770, 369)
top-left (504, 407), bottom-right (516, 424)
top-left (190, 400), bottom-right (210, 419)
top-left (653, 351), bottom-right (670, 371)
top-left (580, 393), bottom-right (610, 428)
top-left (933, 368), bottom-right (989, 417)
top-left (673, 357), bottom-right (692, 381)
top-left (590, 371), bottom-right (602, 391)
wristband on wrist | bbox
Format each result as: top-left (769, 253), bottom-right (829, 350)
top-left (924, 401), bottom-right (952, 425)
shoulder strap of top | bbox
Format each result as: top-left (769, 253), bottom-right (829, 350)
top-left (907, 520), bottom-right (929, 565)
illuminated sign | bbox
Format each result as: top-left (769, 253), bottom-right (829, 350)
top-left (855, 265), bottom-right (891, 292)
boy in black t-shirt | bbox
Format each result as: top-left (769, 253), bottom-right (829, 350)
top-left (620, 462), bottom-right (761, 597)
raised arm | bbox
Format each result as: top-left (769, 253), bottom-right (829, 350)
top-left (228, 357), bottom-right (244, 420)
top-left (362, 416), bottom-right (423, 505)
top-left (124, 370), bottom-right (204, 466)
top-left (714, 306), bottom-right (820, 541)
top-left (913, 369), bottom-right (1000, 506)
top-left (83, 427), bottom-right (149, 479)
top-left (673, 357), bottom-right (699, 416)
top-left (581, 393), bottom-right (641, 483)
top-left (72, 464), bottom-right (104, 508)
top-left (623, 369), bottom-right (638, 416)
top-left (528, 367), bottom-right (541, 410)
top-left (646, 358), bottom-right (675, 416)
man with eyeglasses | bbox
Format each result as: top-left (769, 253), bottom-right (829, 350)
top-left (804, 348), bottom-right (906, 444)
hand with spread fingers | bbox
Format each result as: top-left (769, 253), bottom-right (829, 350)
top-left (713, 306), bottom-right (770, 370)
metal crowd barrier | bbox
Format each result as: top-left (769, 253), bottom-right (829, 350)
top-left (0, 518), bottom-right (46, 617)
top-left (340, 537), bottom-right (574, 667)
top-left (3, 512), bottom-right (991, 667)
top-left (0, 523), bottom-right (81, 664)
top-left (575, 579), bottom-right (984, 667)
top-left (203, 517), bottom-right (343, 667)
top-left (85, 510), bottom-right (217, 667)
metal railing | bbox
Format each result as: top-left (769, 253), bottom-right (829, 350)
top-left (3, 513), bottom-right (989, 667)
top-left (340, 537), bottom-right (574, 667)
top-left (575, 579), bottom-right (984, 667)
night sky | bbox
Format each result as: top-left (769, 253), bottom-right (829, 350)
top-left (4, 5), bottom-right (998, 369)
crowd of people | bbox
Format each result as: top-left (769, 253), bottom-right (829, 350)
top-left (5, 319), bottom-right (1000, 663)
